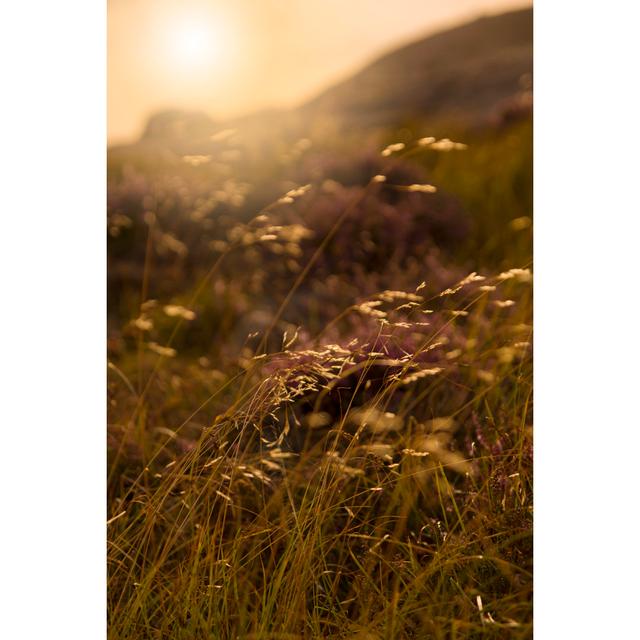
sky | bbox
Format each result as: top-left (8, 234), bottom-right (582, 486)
top-left (108, 0), bottom-right (531, 144)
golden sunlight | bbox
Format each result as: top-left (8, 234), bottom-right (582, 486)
top-left (167, 13), bottom-right (227, 73)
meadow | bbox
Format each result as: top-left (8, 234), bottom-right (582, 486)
top-left (107, 114), bottom-right (532, 638)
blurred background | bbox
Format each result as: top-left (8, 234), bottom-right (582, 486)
top-left (108, 0), bottom-right (531, 144)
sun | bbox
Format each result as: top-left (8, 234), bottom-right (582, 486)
top-left (167, 14), bottom-right (227, 73)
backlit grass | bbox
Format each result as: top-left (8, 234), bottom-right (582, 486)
top-left (107, 120), bottom-right (532, 638)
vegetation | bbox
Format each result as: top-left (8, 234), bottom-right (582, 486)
top-left (107, 112), bottom-right (532, 638)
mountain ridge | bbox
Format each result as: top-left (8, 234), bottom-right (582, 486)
top-left (299, 6), bottom-right (532, 128)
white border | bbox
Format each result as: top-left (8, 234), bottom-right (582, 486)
top-left (535, 1), bottom-right (640, 636)
top-left (1, 1), bottom-right (106, 638)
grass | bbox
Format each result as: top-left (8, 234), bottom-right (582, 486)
top-left (107, 118), bottom-right (532, 638)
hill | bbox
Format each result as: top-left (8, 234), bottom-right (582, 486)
top-left (300, 7), bottom-right (532, 129)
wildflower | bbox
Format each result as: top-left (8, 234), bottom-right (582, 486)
top-left (407, 184), bottom-right (437, 193)
top-left (261, 459), bottom-right (283, 471)
top-left (377, 290), bottom-right (423, 303)
top-left (132, 315), bottom-right (153, 331)
top-left (108, 213), bottom-right (132, 236)
top-left (439, 272), bottom-right (485, 296)
top-left (401, 367), bottom-right (443, 384)
top-left (381, 142), bottom-right (405, 157)
top-left (395, 301), bottom-right (420, 311)
top-left (110, 212), bottom-right (132, 228)
top-left (203, 457), bottom-right (223, 470)
top-left (497, 268), bottom-right (532, 283)
top-left (430, 138), bottom-right (468, 151)
top-left (163, 305), bottom-right (196, 320)
top-left (402, 448), bottom-right (430, 457)
top-left (158, 233), bottom-right (188, 257)
top-left (148, 342), bottom-right (177, 358)
top-left (278, 184), bottom-right (311, 204)
top-left (269, 449), bottom-right (296, 460)
top-left (356, 300), bottom-right (386, 318)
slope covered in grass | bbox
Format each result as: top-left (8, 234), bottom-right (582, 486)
top-left (107, 117), bottom-right (532, 637)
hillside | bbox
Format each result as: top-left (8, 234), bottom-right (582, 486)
top-left (300, 7), bottom-right (532, 128)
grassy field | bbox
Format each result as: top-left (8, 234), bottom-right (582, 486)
top-left (107, 116), bottom-right (532, 638)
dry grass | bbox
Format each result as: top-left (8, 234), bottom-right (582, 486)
top-left (107, 124), bottom-right (532, 638)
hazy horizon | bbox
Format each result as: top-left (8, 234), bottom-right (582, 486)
top-left (108, 0), bottom-right (531, 145)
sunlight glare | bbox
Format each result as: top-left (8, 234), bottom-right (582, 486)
top-left (169, 15), bottom-right (226, 73)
